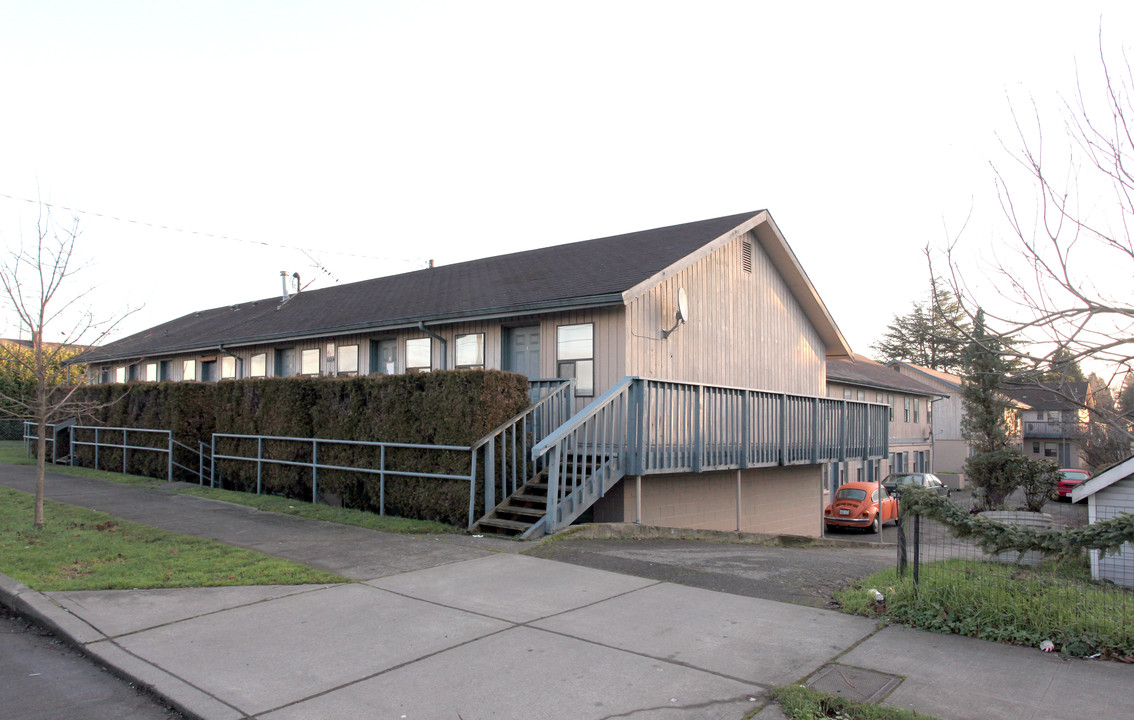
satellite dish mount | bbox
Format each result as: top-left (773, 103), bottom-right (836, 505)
top-left (662, 287), bottom-right (689, 339)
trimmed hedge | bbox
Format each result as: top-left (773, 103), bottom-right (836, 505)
top-left (66, 370), bottom-right (530, 526)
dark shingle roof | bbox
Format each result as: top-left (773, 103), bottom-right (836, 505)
top-left (82, 211), bottom-right (763, 363)
top-left (1004, 381), bottom-right (1090, 410)
top-left (828, 355), bottom-right (946, 398)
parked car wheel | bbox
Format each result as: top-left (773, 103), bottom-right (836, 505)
top-left (870, 514), bottom-right (880, 534)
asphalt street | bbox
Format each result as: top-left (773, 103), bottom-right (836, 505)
top-left (0, 604), bottom-right (184, 720)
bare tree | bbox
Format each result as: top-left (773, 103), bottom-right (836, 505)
top-left (935, 34), bottom-right (1134, 444)
top-left (0, 202), bottom-right (132, 528)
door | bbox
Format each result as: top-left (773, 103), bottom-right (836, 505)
top-left (504, 326), bottom-right (541, 380)
top-left (371, 339), bottom-right (397, 375)
top-left (275, 349), bottom-right (296, 378)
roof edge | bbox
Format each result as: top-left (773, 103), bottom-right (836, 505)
top-left (619, 211), bottom-right (853, 360)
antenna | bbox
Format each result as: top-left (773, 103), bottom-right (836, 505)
top-left (662, 287), bottom-right (689, 339)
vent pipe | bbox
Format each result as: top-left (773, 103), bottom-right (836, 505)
top-left (280, 271), bottom-right (290, 302)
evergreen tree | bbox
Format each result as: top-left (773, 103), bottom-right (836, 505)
top-left (1029, 347), bottom-right (1086, 384)
top-left (872, 277), bottom-right (970, 372)
top-left (960, 310), bottom-right (1022, 509)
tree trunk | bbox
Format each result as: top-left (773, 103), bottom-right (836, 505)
top-left (34, 421), bottom-right (46, 529)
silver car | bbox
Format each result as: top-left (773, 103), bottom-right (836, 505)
top-left (882, 472), bottom-right (951, 498)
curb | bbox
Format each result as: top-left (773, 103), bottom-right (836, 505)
top-left (550, 522), bottom-right (894, 549)
top-left (0, 571), bottom-right (242, 720)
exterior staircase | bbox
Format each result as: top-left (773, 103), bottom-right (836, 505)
top-left (471, 455), bottom-right (604, 538)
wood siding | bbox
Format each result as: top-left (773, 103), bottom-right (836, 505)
top-left (1089, 480), bottom-right (1134, 588)
top-left (624, 230), bottom-right (824, 395)
top-left (86, 308), bottom-right (629, 395)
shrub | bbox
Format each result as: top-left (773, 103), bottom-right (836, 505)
top-left (59, 370), bottom-right (531, 525)
top-left (1021, 458), bottom-right (1060, 512)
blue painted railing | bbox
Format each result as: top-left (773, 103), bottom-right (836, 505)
top-left (531, 377), bottom-right (890, 533)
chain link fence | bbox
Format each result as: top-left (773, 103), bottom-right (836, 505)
top-left (895, 488), bottom-right (1134, 653)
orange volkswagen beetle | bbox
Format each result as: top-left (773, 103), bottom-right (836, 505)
top-left (824, 481), bottom-right (899, 533)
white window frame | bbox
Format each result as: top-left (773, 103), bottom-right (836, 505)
top-left (337, 344), bottom-right (359, 375)
top-left (183, 359), bottom-right (197, 381)
top-left (405, 338), bottom-right (432, 372)
top-left (556, 323), bottom-right (594, 396)
top-left (300, 348), bottom-right (320, 376)
top-left (455, 333), bottom-right (485, 370)
top-left (221, 356), bottom-right (238, 380)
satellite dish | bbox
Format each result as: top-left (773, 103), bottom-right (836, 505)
top-left (662, 287), bottom-right (689, 339)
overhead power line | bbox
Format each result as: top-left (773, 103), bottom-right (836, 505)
top-left (0, 191), bottom-right (421, 265)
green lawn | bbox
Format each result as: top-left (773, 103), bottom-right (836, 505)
top-left (0, 440), bottom-right (459, 534)
top-left (0, 486), bottom-right (345, 591)
top-left (836, 557), bottom-right (1134, 659)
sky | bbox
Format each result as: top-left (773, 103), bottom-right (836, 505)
top-left (1, 1), bottom-right (1131, 369)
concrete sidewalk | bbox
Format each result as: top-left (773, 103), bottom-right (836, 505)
top-left (1, 466), bottom-right (1131, 719)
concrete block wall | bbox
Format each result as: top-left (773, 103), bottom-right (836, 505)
top-left (593, 465), bottom-right (822, 537)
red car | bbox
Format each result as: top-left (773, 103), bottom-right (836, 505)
top-left (824, 482), bottom-right (899, 533)
top-left (1055, 469), bottom-right (1090, 501)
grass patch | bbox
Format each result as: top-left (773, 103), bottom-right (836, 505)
top-left (172, 486), bottom-right (459, 534)
top-left (0, 441), bottom-right (35, 466)
top-left (768, 685), bottom-right (939, 720)
top-left (0, 441), bottom-right (461, 534)
top-left (0, 487), bottom-right (345, 591)
top-left (835, 557), bottom-right (1134, 659)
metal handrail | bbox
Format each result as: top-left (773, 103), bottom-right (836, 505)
top-left (470, 378), bottom-right (574, 513)
top-left (532, 377), bottom-right (635, 460)
top-left (209, 432), bottom-right (479, 525)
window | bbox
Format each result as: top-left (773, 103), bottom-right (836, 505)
top-left (250, 353), bottom-right (267, 377)
top-left (887, 394), bottom-right (895, 421)
top-left (200, 360), bottom-right (216, 382)
top-left (300, 348), bottom-right (320, 375)
top-left (455, 333), bottom-right (485, 369)
top-left (371, 339), bottom-right (397, 375)
top-left (145, 362), bottom-right (158, 382)
top-left (903, 397), bottom-right (911, 422)
top-left (220, 356), bottom-right (238, 379)
top-left (115, 366), bottom-right (126, 383)
top-left (856, 390), bottom-right (865, 401)
top-left (1032, 441), bottom-right (1040, 454)
top-left (337, 345), bottom-right (359, 375)
top-left (183, 360), bottom-right (197, 381)
top-left (843, 388), bottom-right (852, 400)
top-left (159, 361), bottom-right (172, 381)
top-left (406, 338), bottom-right (432, 372)
top-left (876, 393), bottom-right (884, 404)
top-left (1044, 442), bottom-right (1058, 458)
top-left (557, 323), bottom-right (594, 396)
top-left (914, 398), bottom-right (920, 423)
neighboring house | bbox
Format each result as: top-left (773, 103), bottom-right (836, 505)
top-left (887, 362), bottom-right (968, 473)
top-left (78, 210), bottom-right (887, 537)
top-left (1004, 382), bottom-right (1090, 470)
top-left (826, 355), bottom-right (942, 491)
top-left (1071, 455), bottom-right (1134, 588)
